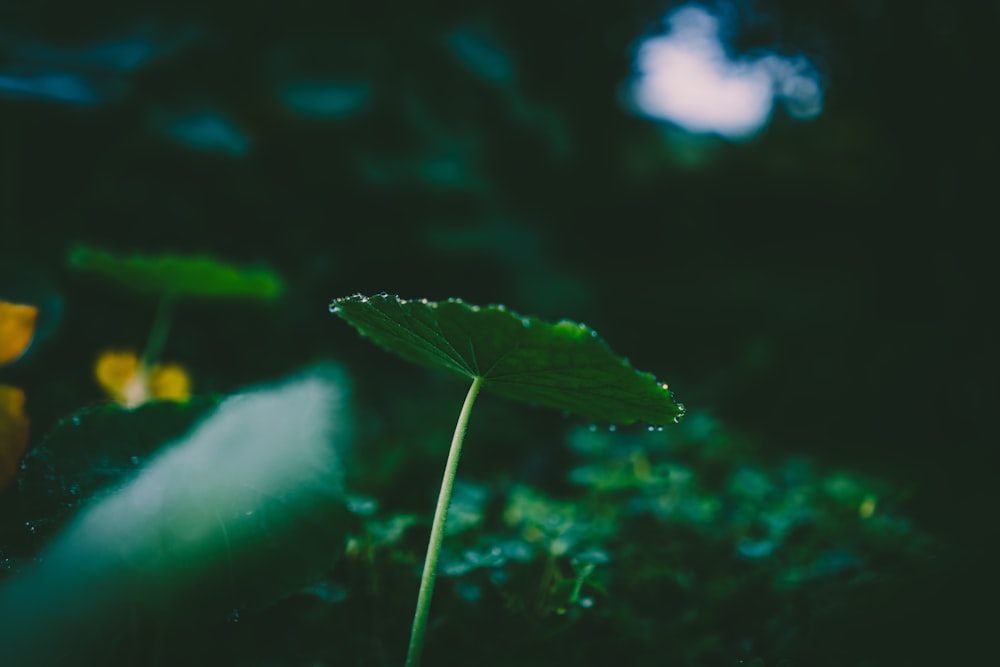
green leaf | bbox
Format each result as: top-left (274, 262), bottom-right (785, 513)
top-left (330, 293), bottom-right (684, 425)
top-left (10, 398), bottom-right (220, 545)
top-left (67, 245), bottom-right (283, 300)
top-left (0, 368), bottom-right (351, 665)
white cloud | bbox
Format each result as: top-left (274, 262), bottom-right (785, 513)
top-left (629, 5), bottom-right (823, 139)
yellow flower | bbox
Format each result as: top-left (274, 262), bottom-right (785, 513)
top-left (95, 350), bottom-right (192, 407)
top-left (0, 385), bottom-right (29, 491)
top-left (0, 300), bottom-right (38, 489)
top-left (0, 301), bottom-right (38, 365)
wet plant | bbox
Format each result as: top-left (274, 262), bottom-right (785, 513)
top-left (329, 293), bottom-right (685, 666)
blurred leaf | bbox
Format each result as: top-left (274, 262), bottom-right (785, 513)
top-left (0, 301), bottom-right (38, 365)
top-left (0, 367), bottom-right (352, 666)
top-left (13, 398), bottom-right (220, 542)
top-left (278, 80), bottom-right (371, 118)
top-left (68, 245), bottom-right (283, 300)
top-left (0, 386), bottom-right (29, 491)
top-left (94, 349), bottom-right (191, 407)
top-left (330, 293), bottom-right (685, 425)
top-left (154, 108), bottom-right (250, 155)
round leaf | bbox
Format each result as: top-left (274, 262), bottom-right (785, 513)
top-left (68, 245), bottom-right (283, 300)
top-left (330, 293), bottom-right (685, 426)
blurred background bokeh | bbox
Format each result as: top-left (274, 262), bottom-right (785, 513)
top-left (1, 0), bottom-right (995, 663)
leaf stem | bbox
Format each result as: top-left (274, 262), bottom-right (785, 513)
top-left (141, 294), bottom-right (174, 367)
top-left (405, 375), bottom-right (483, 667)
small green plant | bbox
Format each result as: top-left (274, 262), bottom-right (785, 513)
top-left (330, 293), bottom-right (685, 666)
top-left (68, 245), bottom-right (284, 405)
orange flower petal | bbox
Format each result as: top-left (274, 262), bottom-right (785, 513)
top-left (0, 301), bottom-right (39, 365)
top-left (150, 364), bottom-right (191, 402)
top-left (0, 385), bottom-right (30, 491)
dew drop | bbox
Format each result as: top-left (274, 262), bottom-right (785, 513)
top-left (471, 305), bottom-right (481, 312)
top-left (578, 596), bottom-right (595, 609)
top-left (419, 298), bottom-right (429, 304)
top-left (647, 425), bottom-right (655, 432)
top-left (656, 426), bottom-right (664, 432)
top-left (608, 424), bottom-right (617, 432)
top-left (24, 521), bottom-right (36, 534)
top-left (495, 304), bottom-right (507, 312)
top-left (521, 317), bottom-right (531, 328)
top-left (587, 424), bottom-right (598, 432)
top-left (378, 291), bottom-right (388, 297)
top-left (71, 416), bottom-right (81, 426)
top-left (661, 383), bottom-right (669, 391)
top-left (328, 304), bottom-right (340, 314)
top-left (360, 295), bottom-right (369, 303)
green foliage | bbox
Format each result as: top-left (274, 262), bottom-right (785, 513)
top-left (12, 398), bottom-right (220, 545)
top-left (330, 293), bottom-right (685, 425)
top-left (342, 413), bottom-right (935, 666)
top-left (0, 370), bottom-right (351, 666)
top-left (68, 245), bottom-right (284, 300)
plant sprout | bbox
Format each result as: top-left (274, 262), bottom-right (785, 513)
top-left (330, 293), bottom-right (684, 666)
top-left (68, 245), bottom-right (284, 404)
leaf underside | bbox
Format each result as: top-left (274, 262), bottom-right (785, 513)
top-left (330, 293), bottom-right (684, 426)
top-left (68, 245), bottom-right (283, 300)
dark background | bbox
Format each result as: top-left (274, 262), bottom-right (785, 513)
top-left (2, 0), bottom-right (995, 661)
